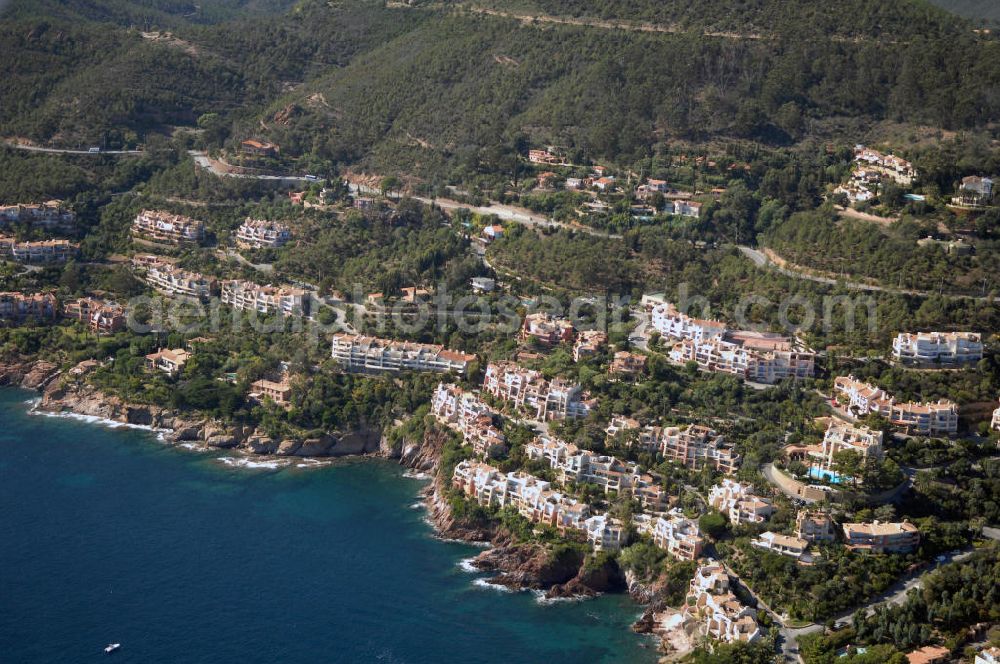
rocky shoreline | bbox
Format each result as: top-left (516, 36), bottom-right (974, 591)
top-left (2, 356), bottom-right (662, 636)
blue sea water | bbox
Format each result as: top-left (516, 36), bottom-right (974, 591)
top-left (0, 390), bottom-right (656, 663)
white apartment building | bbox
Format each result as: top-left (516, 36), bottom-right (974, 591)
top-left (992, 400), bottom-right (1000, 432)
top-left (583, 514), bottom-right (626, 552)
top-left (332, 334), bottom-right (475, 375)
top-left (430, 383), bottom-right (506, 457)
top-left (0, 200), bottom-right (75, 229)
top-left (220, 280), bottom-right (308, 317)
top-left (635, 509), bottom-right (704, 560)
top-left (684, 561), bottom-right (761, 644)
top-left (452, 461), bottom-right (627, 551)
top-left (975, 646), bottom-right (1000, 664)
top-left (751, 531), bottom-right (810, 559)
top-left (649, 424), bottom-right (740, 474)
top-left (892, 331), bottom-right (983, 366)
top-left (0, 237), bottom-right (77, 264)
top-left (708, 479), bottom-right (775, 526)
top-left (138, 259), bottom-right (216, 300)
top-left (131, 210), bottom-right (205, 245)
top-left (650, 302), bottom-right (726, 343)
top-left (842, 521), bottom-right (920, 553)
top-left (483, 362), bottom-right (593, 421)
top-left (786, 421), bottom-right (883, 477)
top-left (235, 218), bottom-right (292, 249)
top-left (834, 375), bottom-right (959, 436)
top-left (525, 436), bottom-right (669, 510)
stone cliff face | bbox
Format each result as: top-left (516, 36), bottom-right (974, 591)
top-left (4, 358), bottom-right (383, 459)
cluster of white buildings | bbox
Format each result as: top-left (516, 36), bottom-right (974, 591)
top-left (133, 255), bottom-right (217, 300)
top-left (0, 236), bottom-right (77, 264)
top-left (606, 419), bottom-right (740, 474)
top-left (682, 561), bottom-right (761, 643)
top-left (785, 420), bottom-right (884, 479)
top-left (834, 145), bottom-right (917, 204)
top-left (452, 460), bottom-right (625, 551)
top-left (708, 479), bottom-right (775, 526)
top-left (853, 145), bottom-right (917, 185)
top-left (650, 302), bottom-right (814, 384)
top-left (634, 510), bottom-right (705, 560)
top-left (331, 334), bottom-right (476, 375)
top-left (220, 279), bottom-right (309, 317)
top-left (235, 218), bottom-right (292, 249)
top-left (131, 210), bottom-right (205, 245)
top-left (892, 331), bottom-right (983, 366)
top-left (525, 437), bottom-right (670, 511)
top-left (483, 362), bottom-right (594, 421)
top-left (0, 201), bottom-right (75, 230)
top-left (833, 375), bottom-right (959, 436)
top-left (430, 383), bottom-right (506, 457)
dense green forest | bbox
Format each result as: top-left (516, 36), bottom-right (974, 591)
top-left (2, 0), bottom-right (1000, 176)
top-left (930, 0), bottom-right (1000, 24)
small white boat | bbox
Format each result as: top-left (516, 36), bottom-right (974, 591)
top-left (104, 643), bottom-right (121, 654)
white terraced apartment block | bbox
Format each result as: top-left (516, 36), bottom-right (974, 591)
top-left (451, 460), bottom-right (626, 552)
top-left (892, 331), bottom-right (983, 365)
top-left (0, 237), bottom-right (77, 264)
top-left (0, 200), bottom-right (75, 229)
top-left (483, 362), bottom-right (593, 421)
top-left (235, 218), bottom-right (292, 248)
top-left (633, 424), bottom-right (740, 474)
top-left (430, 383), bottom-right (506, 457)
top-left (834, 375), bottom-right (958, 436)
top-left (975, 646), bottom-right (1000, 664)
top-left (220, 280), bottom-right (308, 316)
top-left (651, 301), bottom-right (814, 383)
top-left (708, 479), bottom-right (775, 526)
top-left (525, 437), bottom-right (669, 511)
top-left (634, 509), bottom-right (704, 560)
top-left (683, 561), bottom-right (761, 644)
top-left (650, 302), bottom-right (727, 343)
top-left (131, 210), bottom-right (205, 245)
top-left (331, 334), bottom-right (475, 375)
top-left (786, 421), bottom-right (883, 476)
top-left (135, 257), bottom-right (216, 300)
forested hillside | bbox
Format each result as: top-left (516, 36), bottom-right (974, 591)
top-left (2, 0), bottom-right (999, 173)
top-left (930, 0), bottom-right (1000, 24)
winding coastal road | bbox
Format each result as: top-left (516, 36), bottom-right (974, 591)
top-left (2, 140), bottom-right (144, 156)
top-left (738, 245), bottom-right (1000, 303)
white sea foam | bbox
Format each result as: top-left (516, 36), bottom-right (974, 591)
top-left (29, 407), bottom-right (172, 436)
top-left (410, 501), bottom-right (424, 510)
top-left (294, 458), bottom-right (335, 469)
top-left (216, 456), bottom-right (290, 470)
top-left (178, 442), bottom-right (207, 452)
top-left (402, 469), bottom-right (432, 480)
top-left (532, 589), bottom-right (592, 605)
top-left (457, 557), bottom-right (480, 573)
top-left (472, 578), bottom-right (513, 593)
